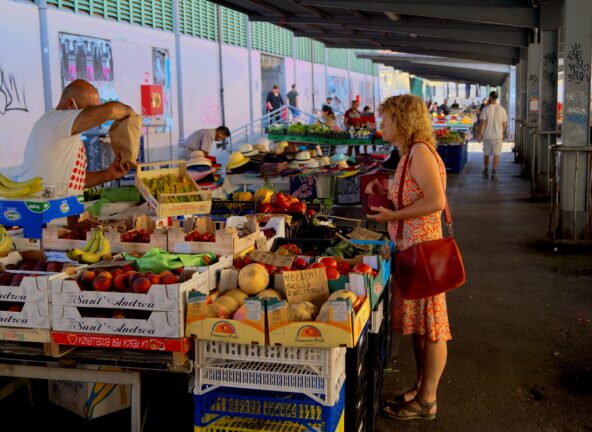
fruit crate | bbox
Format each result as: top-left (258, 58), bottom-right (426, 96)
top-left (345, 324), bottom-right (368, 402)
top-left (211, 200), bottom-right (257, 217)
top-left (194, 410), bottom-right (344, 432)
top-left (195, 340), bottom-right (346, 406)
top-left (194, 386), bottom-right (344, 432)
top-left (135, 160), bottom-right (212, 218)
top-left (270, 238), bottom-right (331, 255)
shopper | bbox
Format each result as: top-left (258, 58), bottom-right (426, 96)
top-left (322, 106), bottom-right (340, 131)
top-left (20, 79), bottom-right (135, 194)
top-left (322, 97), bottom-right (333, 111)
top-left (183, 126), bottom-right (230, 157)
top-left (286, 84), bottom-right (299, 118)
top-left (439, 99), bottom-right (450, 116)
top-left (365, 94), bottom-right (450, 421)
top-left (266, 85), bottom-right (284, 124)
top-left (429, 102), bottom-right (439, 115)
top-left (477, 91), bottom-right (507, 181)
top-left (344, 100), bottom-right (362, 156)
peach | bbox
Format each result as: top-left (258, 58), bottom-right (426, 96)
top-left (92, 275), bottom-right (112, 292)
top-left (128, 271), bottom-right (142, 286)
top-left (132, 277), bottom-right (151, 294)
top-left (111, 309), bottom-right (126, 319)
top-left (98, 271), bottom-right (113, 280)
top-left (121, 264), bottom-right (134, 273)
top-left (111, 268), bottom-right (124, 278)
top-left (113, 274), bottom-right (129, 292)
top-left (159, 270), bottom-right (174, 279)
top-left (80, 270), bottom-right (96, 283)
top-left (161, 274), bottom-right (179, 285)
top-left (146, 273), bottom-right (161, 285)
top-left (172, 267), bottom-right (184, 276)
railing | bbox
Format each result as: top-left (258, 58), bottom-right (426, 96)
top-left (548, 144), bottom-right (592, 243)
top-left (513, 118), bottom-right (526, 164)
top-left (529, 130), bottom-right (561, 196)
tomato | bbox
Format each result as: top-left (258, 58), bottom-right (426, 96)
top-left (319, 257), bottom-right (337, 268)
top-left (203, 255), bottom-right (212, 265)
top-left (306, 209), bottom-right (317, 217)
top-left (289, 196), bottom-right (299, 204)
top-left (307, 263), bottom-right (325, 270)
top-left (336, 261), bottom-right (351, 274)
top-left (288, 202), bottom-right (307, 214)
top-left (325, 267), bottom-right (340, 280)
top-left (279, 266), bottom-right (292, 273)
top-left (272, 192), bottom-right (291, 211)
top-left (234, 257), bottom-right (244, 270)
top-left (264, 264), bottom-right (278, 274)
top-left (352, 264), bottom-right (373, 274)
top-left (259, 203), bottom-right (274, 213)
top-left (293, 257), bottom-right (307, 269)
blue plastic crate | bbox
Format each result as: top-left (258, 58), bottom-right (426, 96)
top-left (194, 385), bottom-right (345, 432)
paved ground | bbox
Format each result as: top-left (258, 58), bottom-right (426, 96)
top-left (1, 146), bottom-right (591, 432)
top-left (376, 147), bottom-right (592, 432)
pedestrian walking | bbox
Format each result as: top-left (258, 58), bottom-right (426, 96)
top-left (286, 84), bottom-right (299, 119)
top-left (266, 85), bottom-right (284, 124)
top-left (477, 91), bottom-right (507, 181)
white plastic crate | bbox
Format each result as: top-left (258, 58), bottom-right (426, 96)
top-left (195, 340), bottom-right (345, 406)
top-left (369, 296), bottom-right (384, 334)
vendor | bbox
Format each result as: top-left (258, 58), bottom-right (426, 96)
top-left (20, 79), bottom-right (135, 194)
top-left (344, 100), bottom-right (362, 157)
top-left (182, 126), bottom-right (230, 158)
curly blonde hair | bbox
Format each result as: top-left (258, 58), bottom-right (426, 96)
top-left (378, 94), bottom-right (435, 153)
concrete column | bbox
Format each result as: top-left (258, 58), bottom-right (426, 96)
top-left (527, 43), bottom-right (541, 127)
top-left (536, 5), bottom-right (560, 196)
top-left (246, 16), bottom-right (254, 125)
top-left (559, 0), bottom-right (592, 239)
top-left (172, 0), bottom-right (185, 147)
top-left (37, 0), bottom-right (53, 110)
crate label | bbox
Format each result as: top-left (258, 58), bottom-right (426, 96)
top-left (331, 301), bottom-right (349, 322)
top-left (245, 299), bottom-right (262, 320)
top-left (283, 268), bottom-right (329, 308)
top-left (348, 227), bottom-right (382, 241)
top-left (249, 250), bottom-right (294, 268)
top-left (175, 243), bottom-right (193, 254)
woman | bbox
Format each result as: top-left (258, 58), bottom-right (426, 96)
top-left (322, 105), bottom-right (341, 131)
top-left (366, 94), bottom-right (450, 420)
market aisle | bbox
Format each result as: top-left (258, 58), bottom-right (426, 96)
top-left (377, 149), bottom-right (592, 432)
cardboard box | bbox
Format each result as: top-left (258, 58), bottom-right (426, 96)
top-left (51, 268), bottom-right (209, 311)
top-left (258, 217), bottom-right (286, 252)
top-left (0, 327), bottom-right (51, 342)
top-left (169, 217), bottom-right (259, 256)
top-left (0, 272), bottom-right (50, 303)
top-left (0, 302), bottom-right (50, 329)
top-left (186, 294), bottom-right (266, 344)
top-left (41, 227), bottom-right (89, 251)
top-left (7, 228), bottom-right (41, 252)
top-left (51, 305), bottom-right (184, 338)
top-left (266, 296), bottom-right (370, 348)
top-left (135, 160), bottom-right (212, 218)
top-left (49, 373), bottom-right (130, 419)
top-left (191, 255), bottom-right (234, 293)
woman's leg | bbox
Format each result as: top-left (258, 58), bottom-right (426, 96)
top-left (418, 338), bottom-right (447, 404)
top-left (413, 334), bottom-right (425, 389)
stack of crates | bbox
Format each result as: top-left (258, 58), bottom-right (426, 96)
top-left (344, 325), bottom-right (369, 432)
top-left (193, 341), bottom-right (346, 432)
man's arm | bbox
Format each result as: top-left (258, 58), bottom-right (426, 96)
top-left (502, 121), bottom-right (508, 138)
top-left (72, 101), bottom-right (134, 135)
top-left (85, 158), bottom-right (133, 188)
top-left (478, 120), bottom-right (487, 141)
top-left (295, 95), bottom-right (299, 107)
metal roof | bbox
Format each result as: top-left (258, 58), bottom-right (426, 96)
top-left (209, 0), bottom-right (543, 83)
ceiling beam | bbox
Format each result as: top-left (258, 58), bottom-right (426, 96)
top-left (356, 54), bottom-right (512, 73)
top-left (382, 64), bottom-right (507, 85)
top-left (254, 16), bottom-right (529, 47)
top-left (299, 0), bottom-right (539, 28)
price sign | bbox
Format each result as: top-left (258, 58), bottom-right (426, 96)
top-left (249, 251), bottom-right (294, 268)
top-left (283, 268), bottom-right (329, 307)
top-left (348, 227), bottom-right (382, 241)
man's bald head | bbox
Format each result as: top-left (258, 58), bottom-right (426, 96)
top-left (57, 80), bottom-right (100, 110)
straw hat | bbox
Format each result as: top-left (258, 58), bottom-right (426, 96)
top-left (295, 151), bottom-right (311, 162)
top-left (285, 143), bottom-right (300, 154)
top-left (288, 161), bottom-right (304, 169)
top-left (304, 159), bottom-right (319, 168)
top-left (336, 160), bottom-right (349, 169)
top-left (226, 152), bottom-right (250, 170)
top-left (330, 153), bottom-right (347, 164)
top-left (254, 143), bottom-right (269, 153)
top-left (187, 150), bottom-right (212, 168)
top-left (318, 156), bottom-right (331, 167)
top-left (315, 145), bottom-right (323, 157)
top-left (256, 137), bottom-right (270, 149)
top-left (239, 143), bottom-right (259, 157)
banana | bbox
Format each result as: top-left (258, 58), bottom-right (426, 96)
top-left (67, 249), bottom-right (83, 261)
top-left (80, 232), bottom-right (111, 264)
top-left (82, 230), bottom-right (99, 252)
top-left (0, 226), bottom-right (11, 254)
top-left (0, 184), bottom-right (32, 199)
top-left (0, 173), bottom-right (42, 189)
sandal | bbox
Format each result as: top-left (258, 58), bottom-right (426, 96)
top-left (383, 396), bottom-right (437, 421)
top-left (381, 386), bottom-right (419, 409)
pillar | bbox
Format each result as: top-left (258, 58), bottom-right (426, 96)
top-left (559, 0), bottom-right (592, 239)
top-left (37, 0), bottom-right (52, 110)
top-left (172, 0), bottom-right (185, 147)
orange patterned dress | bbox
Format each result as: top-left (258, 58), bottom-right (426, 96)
top-left (388, 143), bottom-right (452, 342)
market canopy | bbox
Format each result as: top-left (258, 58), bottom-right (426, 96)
top-left (210, 0), bottom-right (538, 67)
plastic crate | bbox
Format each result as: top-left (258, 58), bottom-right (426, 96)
top-left (194, 385), bottom-right (345, 432)
top-left (344, 397), bottom-right (366, 432)
top-left (345, 325), bottom-right (369, 402)
top-left (195, 341), bottom-right (346, 406)
top-left (335, 176), bottom-right (360, 205)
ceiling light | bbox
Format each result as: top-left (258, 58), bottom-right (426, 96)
top-left (385, 12), bottom-right (400, 21)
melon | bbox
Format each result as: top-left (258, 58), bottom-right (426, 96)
top-left (257, 289), bottom-right (282, 300)
top-left (328, 290), bottom-right (357, 303)
top-left (288, 301), bottom-right (318, 321)
top-left (238, 263), bottom-right (269, 295)
top-left (214, 296), bottom-right (239, 313)
top-left (233, 304), bottom-right (247, 321)
top-left (206, 302), bottom-right (230, 319)
top-left (224, 289), bottom-right (249, 306)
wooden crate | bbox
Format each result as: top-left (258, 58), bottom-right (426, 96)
top-left (135, 160), bottom-right (212, 218)
top-left (41, 227), bottom-right (90, 251)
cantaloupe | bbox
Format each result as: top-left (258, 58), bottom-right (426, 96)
top-left (257, 289), bottom-right (282, 300)
top-left (224, 289), bottom-right (249, 307)
top-left (288, 301), bottom-right (318, 321)
top-left (214, 296), bottom-right (239, 313)
top-left (328, 290), bottom-right (357, 303)
top-left (238, 263), bottom-right (269, 295)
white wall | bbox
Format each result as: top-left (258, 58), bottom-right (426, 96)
top-left (47, 8), bottom-right (178, 162)
top-left (0, 1), bottom-right (45, 172)
top-left (295, 60), bottom-right (313, 115)
top-left (222, 44), bottom-right (250, 131)
top-left (250, 50), bottom-right (261, 122)
top-left (313, 63), bottom-right (326, 111)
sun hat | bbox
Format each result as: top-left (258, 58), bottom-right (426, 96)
top-left (318, 156), bottom-right (331, 167)
top-left (336, 160), bottom-right (349, 169)
top-left (239, 143), bottom-right (259, 157)
top-left (285, 143), bottom-right (300, 154)
top-left (304, 159), bottom-right (319, 168)
top-left (254, 143), bottom-right (269, 153)
top-left (256, 137), bottom-right (270, 149)
top-left (330, 153), bottom-right (347, 164)
top-left (295, 151), bottom-right (312, 162)
top-left (288, 161), bottom-right (304, 169)
top-left (187, 150), bottom-right (212, 168)
top-left (315, 145), bottom-right (323, 157)
top-left (226, 152), bottom-right (250, 170)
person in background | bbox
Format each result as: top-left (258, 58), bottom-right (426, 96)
top-left (266, 85), bottom-right (284, 124)
top-left (183, 126), bottom-right (230, 158)
top-left (429, 102), bottom-right (439, 115)
top-left (477, 91), bottom-right (507, 181)
top-left (361, 105), bottom-right (377, 153)
top-left (20, 79), bottom-right (135, 194)
top-left (322, 97), bottom-right (333, 111)
top-left (365, 94), bottom-right (450, 422)
top-left (344, 100), bottom-right (362, 156)
top-left (322, 106), bottom-right (340, 131)
top-left (450, 100), bottom-right (460, 109)
top-left (438, 99), bottom-right (450, 116)
top-left (286, 84), bottom-right (299, 119)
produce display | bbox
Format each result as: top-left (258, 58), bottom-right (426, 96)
top-left (308, 123), bottom-right (333, 136)
top-left (0, 173), bottom-right (42, 199)
top-left (0, 225), bottom-right (13, 255)
top-left (1, 259), bottom-right (64, 274)
top-left (258, 192), bottom-right (307, 215)
top-left (74, 265), bottom-right (182, 294)
top-left (184, 230), bottom-right (215, 242)
top-left (142, 174), bottom-right (201, 203)
top-left (59, 225), bottom-right (91, 240)
top-left (66, 229), bottom-right (112, 264)
top-left (120, 229), bottom-right (152, 243)
top-left (434, 128), bottom-right (465, 143)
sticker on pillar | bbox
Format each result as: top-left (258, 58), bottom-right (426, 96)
top-left (529, 97), bottom-right (539, 113)
top-left (141, 85), bottom-right (164, 116)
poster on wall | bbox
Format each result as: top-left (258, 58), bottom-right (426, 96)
top-left (59, 32), bottom-right (118, 101)
top-left (366, 80), bottom-right (374, 108)
top-left (327, 75), bottom-right (348, 112)
top-left (149, 47), bottom-right (172, 129)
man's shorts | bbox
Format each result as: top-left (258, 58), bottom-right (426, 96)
top-left (483, 138), bottom-right (503, 156)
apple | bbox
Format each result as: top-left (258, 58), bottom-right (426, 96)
top-left (132, 277), bottom-right (151, 294)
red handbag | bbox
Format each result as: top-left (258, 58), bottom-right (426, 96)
top-left (362, 194), bottom-right (394, 215)
top-left (395, 144), bottom-right (466, 300)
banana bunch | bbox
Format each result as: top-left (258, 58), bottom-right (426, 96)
top-left (67, 229), bottom-right (111, 264)
top-left (0, 225), bottom-right (13, 255)
top-left (143, 174), bottom-right (200, 204)
top-left (0, 173), bottom-right (43, 199)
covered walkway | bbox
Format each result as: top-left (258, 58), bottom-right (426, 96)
top-left (377, 149), bottom-right (592, 431)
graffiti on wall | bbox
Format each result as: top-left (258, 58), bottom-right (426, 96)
top-left (566, 43), bottom-right (590, 84)
top-left (327, 75), bottom-right (348, 112)
top-left (0, 67), bottom-right (28, 115)
top-left (59, 32), bottom-right (118, 101)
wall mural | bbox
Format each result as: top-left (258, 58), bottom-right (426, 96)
top-left (327, 75), bottom-right (348, 112)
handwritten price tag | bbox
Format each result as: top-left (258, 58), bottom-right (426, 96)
top-left (249, 250), bottom-right (294, 268)
top-left (348, 227), bottom-right (382, 241)
top-left (283, 268), bottom-right (329, 307)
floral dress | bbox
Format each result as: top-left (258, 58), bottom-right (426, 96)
top-left (388, 143), bottom-right (452, 342)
